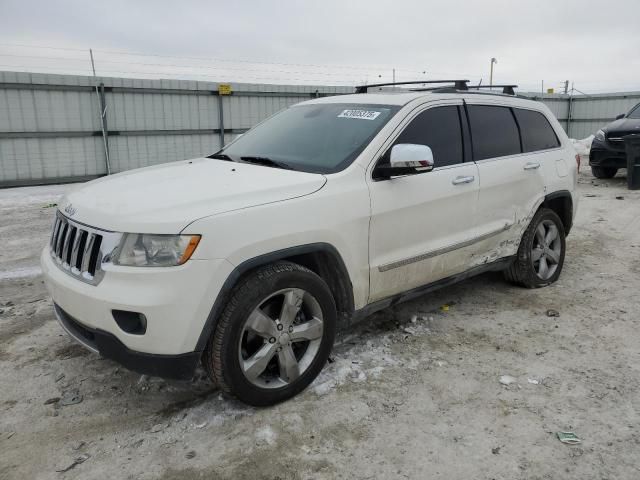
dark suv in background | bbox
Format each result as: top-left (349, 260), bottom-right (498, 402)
top-left (590, 102), bottom-right (640, 178)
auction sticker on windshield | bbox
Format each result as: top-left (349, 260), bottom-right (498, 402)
top-left (338, 109), bottom-right (382, 120)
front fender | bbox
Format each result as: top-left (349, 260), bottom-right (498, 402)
top-left (192, 242), bottom-right (354, 352)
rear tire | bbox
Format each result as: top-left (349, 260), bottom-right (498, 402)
top-left (591, 166), bottom-right (618, 179)
top-left (504, 208), bottom-right (566, 288)
top-left (202, 261), bottom-right (336, 406)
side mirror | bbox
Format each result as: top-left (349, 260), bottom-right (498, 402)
top-left (390, 144), bottom-right (434, 170)
top-left (615, 113), bottom-right (625, 120)
top-left (374, 144), bottom-right (434, 179)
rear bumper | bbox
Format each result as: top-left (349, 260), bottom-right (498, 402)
top-left (54, 304), bottom-right (200, 380)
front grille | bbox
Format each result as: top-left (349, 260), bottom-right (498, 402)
top-left (49, 213), bottom-right (121, 285)
top-left (608, 132), bottom-right (637, 145)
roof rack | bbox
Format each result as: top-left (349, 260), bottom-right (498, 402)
top-left (468, 85), bottom-right (518, 95)
top-left (355, 79), bottom-right (470, 94)
top-left (413, 84), bottom-right (518, 96)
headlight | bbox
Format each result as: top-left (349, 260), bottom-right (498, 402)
top-left (113, 234), bottom-right (201, 267)
top-left (595, 129), bottom-right (605, 141)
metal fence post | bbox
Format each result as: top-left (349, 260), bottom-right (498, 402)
top-left (98, 83), bottom-right (110, 173)
top-left (90, 49), bottom-right (111, 175)
top-left (217, 93), bottom-right (225, 149)
top-left (566, 83), bottom-right (574, 138)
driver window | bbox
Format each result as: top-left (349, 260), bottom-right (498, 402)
top-left (381, 106), bottom-right (464, 168)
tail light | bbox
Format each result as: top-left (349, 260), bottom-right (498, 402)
top-left (575, 154), bottom-right (581, 173)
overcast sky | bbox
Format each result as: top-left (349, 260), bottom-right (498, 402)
top-left (1, 0), bottom-right (639, 93)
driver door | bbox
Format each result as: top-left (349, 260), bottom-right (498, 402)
top-left (367, 103), bottom-right (480, 302)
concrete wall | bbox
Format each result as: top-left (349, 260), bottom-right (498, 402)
top-left (1, 70), bottom-right (638, 187)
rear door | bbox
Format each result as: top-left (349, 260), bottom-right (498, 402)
top-left (465, 103), bottom-right (549, 261)
top-left (367, 102), bottom-right (480, 302)
top-left (512, 107), bottom-right (565, 197)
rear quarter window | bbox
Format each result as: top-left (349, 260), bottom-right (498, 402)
top-left (467, 105), bottom-right (521, 160)
top-left (513, 108), bottom-right (560, 152)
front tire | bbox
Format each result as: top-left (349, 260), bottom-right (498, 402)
top-left (504, 208), bottom-right (566, 288)
top-left (591, 166), bottom-right (618, 179)
top-left (203, 262), bottom-right (336, 406)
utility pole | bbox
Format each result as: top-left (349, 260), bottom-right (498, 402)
top-left (564, 80), bottom-right (569, 94)
top-left (489, 58), bottom-right (497, 88)
top-left (89, 48), bottom-right (97, 76)
top-left (392, 68), bottom-right (396, 90)
top-left (89, 49), bottom-right (111, 175)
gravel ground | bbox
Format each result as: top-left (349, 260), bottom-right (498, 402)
top-left (1, 168), bottom-right (639, 480)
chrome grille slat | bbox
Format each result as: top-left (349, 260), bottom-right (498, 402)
top-left (55, 220), bottom-right (68, 259)
top-left (69, 229), bottom-right (83, 272)
top-left (88, 236), bottom-right (102, 276)
top-left (52, 218), bottom-right (62, 249)
top-left (48, 212), bottom-right (121, 286)
top-left (81, 233), bottom-right (96, 276)
top-left (61, 225), bottom-right (75, 268)
top-left (66, 227), bottom-right (78, 265)
top-left (50, 218), bottom-right (61, 248)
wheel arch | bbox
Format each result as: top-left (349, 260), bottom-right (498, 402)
top-left (542, 190), bottom-right (573, 235)
top-left (194, 243), bottom-right (354, 352)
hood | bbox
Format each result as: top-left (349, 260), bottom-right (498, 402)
top-left (59, 158), bottom-right (326, 233)
top-left (604, 117), bottom-right (640, 136)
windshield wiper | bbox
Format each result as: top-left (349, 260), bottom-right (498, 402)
top-left (207, 153), bottom-right (233, 161)
top-left (240, 156), bottom-right (295, 170)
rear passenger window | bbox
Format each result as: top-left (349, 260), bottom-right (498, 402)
top-left (467, 105), bottom-right (521, 160)
top-left (391, 106), bottom-right (463, 167)
top-left (513, 108), bottom-right (560, 152)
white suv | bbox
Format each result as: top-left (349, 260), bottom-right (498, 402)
top-left (41, 81), bottom-right (578, 405)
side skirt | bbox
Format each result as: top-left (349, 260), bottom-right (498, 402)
top-left (352, 256), bottom-right (515, 322)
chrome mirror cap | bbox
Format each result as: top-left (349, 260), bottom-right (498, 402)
top-left (390, 144), bottom-right (434, 171)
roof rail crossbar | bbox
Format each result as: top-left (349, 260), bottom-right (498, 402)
top-left (355, 79), bottom-right (469, 94)
top-left (468, 85), bottom-right (518, 95)
top-left (409, 86), bottom-right (459, 93)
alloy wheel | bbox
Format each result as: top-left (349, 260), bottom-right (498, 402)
top-left (531, 219), bottom-right (562, 280)
top-left (238, 288), bottom-right (324, 389)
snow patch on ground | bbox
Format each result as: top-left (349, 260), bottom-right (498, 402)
top-left (311, 338), bottom-right (404, 396)
top-left (180, 393), bottom-right (253, 428)
top-left (308, 314), bottom-right (441, 396)
top-left (311, 358), bottom-right (361, 396)
top-left (0, 184), bottom-right (74, 209)
top-left (0, 266), bottom-right (43, 281)
top-left (255, 425), bottom-right (277, 445)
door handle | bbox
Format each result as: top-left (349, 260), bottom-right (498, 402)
top-left (452, 175), bottom-right (475, 185)
top-left (524, 162), bottom-right (541, 170)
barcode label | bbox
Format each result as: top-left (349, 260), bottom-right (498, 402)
top-left (337, 109), bottom-right (382, 120)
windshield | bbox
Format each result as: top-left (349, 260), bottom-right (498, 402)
top-left (218, 103), bottom-right (399, 173)
top-left (628, 103), bottom-right (640, 119)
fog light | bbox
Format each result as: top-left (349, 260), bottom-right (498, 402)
top-left (112, 310), bottom-right (147, 335)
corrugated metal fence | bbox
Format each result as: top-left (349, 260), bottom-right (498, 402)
top-left (521, 91), bottom-right (640, 140)
top-left (1, 70), bottom-right (639, 187)
top-left (0, 71), bottom-right (351, 187)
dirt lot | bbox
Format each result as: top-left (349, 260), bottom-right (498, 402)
top-left (1, 168), bottom-right (639, 480)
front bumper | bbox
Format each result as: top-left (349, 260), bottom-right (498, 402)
top-left (54, 304), bottom-right (200, 379)
top-left (41, 247), bottom-right (234, 377)
top-left (590, 138), bottom-right (627, 168)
